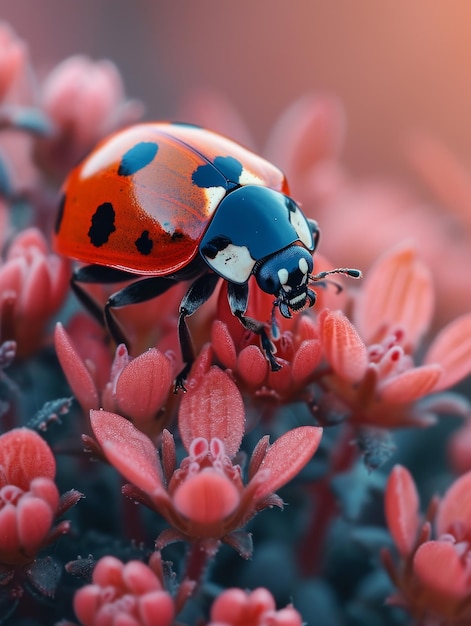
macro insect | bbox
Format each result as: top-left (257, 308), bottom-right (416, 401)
top-left (54, 122), bottom-right (361, 389)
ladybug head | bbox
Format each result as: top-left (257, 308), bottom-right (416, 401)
top-left (255, 245), bottom-right (316, 318)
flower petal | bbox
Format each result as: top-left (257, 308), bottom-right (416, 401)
top-left (173, 471), bottom-right (240, 523)
top-left (292, 339), bottom-right (322, 383)
top-left (0, 428), bottom-right (56, 490)
top-left (384, 465), bottom-right (420, 556)
top-left (90, 410), bottom-right (163, 495)
top-left (319, 310), bottom-right (368, 382)
top-left (0, 504), bottom-right (20, 562)
top-left (54, 322), bottom-right (99, 411)
top-left (414, 540), bottom-right (470, 600)
top-left (211, 320), bottom-right (237, 369)
top-left (379, 364), bottom-right (443, 403)
top-left (424, 313), bottom-right (471, 392)
top-left (179, 366), bottom-right (245, 458)
top-left (115, 349), bottom-right (172, 422)
top-left (435, 470), bottom-right (471, 537)
top-left (265, 94), bottom-right (346, 176)
top-left (250, 426), bottom-right (322, 501)
top-left (238, 345), bottom-right (268, 389)
top-left (17, 495), bottom-right (54, 556)
top-left (122, 560), bottom-right (161, 594)
top-left (354, 244), bottom-right (434, 349)
top-left (138, 590), bottom-right (175, 626)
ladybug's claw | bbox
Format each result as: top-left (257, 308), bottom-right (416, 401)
top-left (174, 372), bottom-right (189, 394)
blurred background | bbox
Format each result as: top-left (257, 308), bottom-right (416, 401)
top-left (3, 0), bottom-right (471, 179)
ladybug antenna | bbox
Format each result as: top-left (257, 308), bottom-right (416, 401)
top-left (308, 267), bottom-right (362, 293)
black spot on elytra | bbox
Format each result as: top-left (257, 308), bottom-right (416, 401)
top-left (171, 230), bottom-right (184, 240)
top-left (118, 142), bottom-right (158, 176)
top-left (135, 230), bottom-right (153, 255)
top-left (192, 155), bottom-right (243, 189)
top-left (201, 235), bottom-right (232, 259)
top-left (55, 194), bottom-right (66, 233)
top-left (88, 202), bottom-right (116, 247)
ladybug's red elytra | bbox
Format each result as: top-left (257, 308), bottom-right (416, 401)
top-left (54, 122), bottom-right (361, 390)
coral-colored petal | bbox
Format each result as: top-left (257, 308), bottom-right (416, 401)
top-left (90, 410), bottom-right (163, 495)
top-left (319, 310), bottom-right (368, 382)
top-left (267, 359), bottom-right (293, 394)
top-left (413, 540), bottom-right (469, 599)
top-left (173, 471), bottom-right (240, 523)
top-left (250, 426), bottom-right (322, 501)
top-left (211, 320), bottom-right (237, 369)
top-left (265, 94), bottom-right (346, 175)
top-left (54, 322), bottom-right (99, 411)
top-left (0, 428), bottom-right (56, 489)
top-left (122, 561), bottom-right (160, 594)
top-left (354, 244), bottom-right (434, 349)
top-left (448, 422), bottom-right (471, 475)
top-left (20, 256), bottom-right (51, 317)
top-left (138, 590), bottom-right (175, 626)
top-left (210, 587), bottom-right (251, 622)
top-left (424, 313), bottom-right (471, 392)
top-left (292, 339), bottom-right (322, 383)
top-left (115, 349), bottom-right (172, 422)
top-left (92, 555), bottom-right (125, 587)
top-left (247, 587), bottom-right (277, 614)
top-left (30, 477), bottom-right (60, 512)
top-left (17, 496), bottom-right (54, 555)
top-left (384, 465), bottom-right (420, 556)
top-left (0, 504), bottom-right (20, 559)
top-left (179, 367), bottom-right (245, 458)
top-left (436, 470), bottom-right (471, 537)
top-left (73, 584), bottom-right (103, 626)
top-left (238, 345), bottom-right (268, 389)
top-left (379, 364), bottom-right (443, 403)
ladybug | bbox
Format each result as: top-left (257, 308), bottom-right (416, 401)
top-left (54, 122), bottom-right (360, 389)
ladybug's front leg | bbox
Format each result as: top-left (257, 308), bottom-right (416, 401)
top-left (175, 272), bottom-right (221, 392)
top-left (227, 282), bottom-right (281, 372)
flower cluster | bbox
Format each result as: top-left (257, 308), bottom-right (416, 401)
top-left (1, 18), bottom-right (471, 626)
top-left (0, 427), bottom-right (81, 592)
top-left (383, 465), bottom-right (471, 625)
top-left (89, 359), bottom-right (322, 558)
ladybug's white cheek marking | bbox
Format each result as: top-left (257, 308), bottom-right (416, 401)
top-left (238, 168), bottom-right (264, 186)
top-left (290, 206), bottom-right (314, 250)
top-left (203, 243), bottom-right (255, 284)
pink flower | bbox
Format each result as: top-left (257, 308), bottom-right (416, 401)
top-left (0, 228), bottom-right (69, 357)
top-left (0, 428), bottom-right (75, 566)
top-left (89, 355), bottom-right (322, 556)
top-left (73, 554), bottom-right (175, 626)
top-left (0, 22), bottom-right (27, 102)
top-left (208, 587), bottom-right (303, 626)
top-left (319, 244), bottom-right (471, 428)
top-left (36, 55), bottom-right (143, 179)
top-left (55, 319), bottom-right (175, 439)
top-left (384, 465), bottom-right (471, 624)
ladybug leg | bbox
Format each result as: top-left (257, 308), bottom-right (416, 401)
top-left (104, 276), bottom-right (179, 346)
top-left (71, 265), bottom-right (178, 346)
top-left (71, 265), bottom-right (141, 329)
top-left (175, 272), bottom-right (221, 392)
top-left (227, 282), bottom-right (281, 372)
